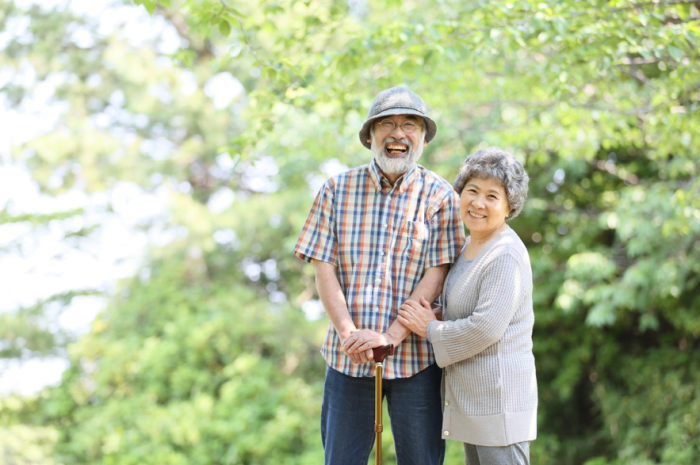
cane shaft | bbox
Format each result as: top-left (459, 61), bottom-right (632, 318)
top-left (371, 345), bottom-right (393, 465)
top-left (375, 362), bottom-right (383, 465)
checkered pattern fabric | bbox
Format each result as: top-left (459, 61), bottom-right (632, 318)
top-left (295, 161), bottom-right (465, 379)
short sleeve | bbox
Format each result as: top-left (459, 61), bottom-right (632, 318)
top-left (425, 190), bottom-right (465, 268)
top-left (294, 182), bottom-right (338, 265)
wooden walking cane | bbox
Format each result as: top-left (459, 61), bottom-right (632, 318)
top-left (372, 344), bottom-right (394, 465)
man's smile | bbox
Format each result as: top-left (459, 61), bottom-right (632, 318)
top-left (385, 143), bottom-right (408, 156)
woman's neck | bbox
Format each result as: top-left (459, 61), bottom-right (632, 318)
top-left (463, 223), bottom-right (508, 259)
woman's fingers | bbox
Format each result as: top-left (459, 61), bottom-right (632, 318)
top-left (400, 303), bottom-right (426, 322)
top-left (397, 310), bottom-right (416, 331)
top-left (398, 307), bottom-right (413, 320)
top-left (402, 301), bottom-right (430, 317)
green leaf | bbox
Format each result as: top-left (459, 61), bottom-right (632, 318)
top-left (637, 13), bottom-right (648, 27)
top-left (218, 19), bottom-right (232, 38)
top-left (677, 3), bottom-right (692, 20)
top-left (141, 0), bottom-right (156, 15)
top-left (229, 7), bottom-right (245, 18)
top-left (159, 0), bottom-right (171, 8)
top-left (639, 313), bottom-right (660, 332)
top-left (668, 45), bottom-right (683, 61)
top-left (585, 302), bottom-right (616, 327)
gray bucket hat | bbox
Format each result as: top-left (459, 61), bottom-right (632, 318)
top-left (359, 86), bottom-right (438, 150)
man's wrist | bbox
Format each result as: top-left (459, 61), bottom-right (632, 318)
top-left (383, 330), bottom-right (406, 348)
top-left (338, 324), bottom-right (357, 341)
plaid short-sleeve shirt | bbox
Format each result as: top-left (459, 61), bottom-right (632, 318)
top-left (294, 161), bottom-right (465, 379)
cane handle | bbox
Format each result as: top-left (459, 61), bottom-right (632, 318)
top-left (372, 344), bottom-right (394, 363)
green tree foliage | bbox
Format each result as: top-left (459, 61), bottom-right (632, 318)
top-left (40, 247), bottom-right (325, 464)
top-left (1, 0), bottom-right (699, 463)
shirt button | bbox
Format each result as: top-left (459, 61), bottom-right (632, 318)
top-left (383, 223), bottom-right (388, 228)
top-left (375, 278), bottom-right (381, 284)
top-left (444, 431), bottom-right (450, 436)
top-left (380, 251), bottom-right (385, 256)
top-left (445, 401), bottom-right (449, 406)
top-left (374, 306), bottom-right (379, 312)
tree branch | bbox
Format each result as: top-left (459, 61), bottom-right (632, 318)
top-left (615, 64), bottom-right (665, 94)
top-left (158, 8), bottom-right (215, 60)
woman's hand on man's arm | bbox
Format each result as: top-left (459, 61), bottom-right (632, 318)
top-left (398, 296), bottom-right (436, 339)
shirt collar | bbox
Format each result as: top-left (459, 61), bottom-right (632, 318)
top-left (368, 159), bottom-right (418, 194)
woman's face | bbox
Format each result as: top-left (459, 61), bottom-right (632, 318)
top-left (459, 176), bottom-right (511, 237)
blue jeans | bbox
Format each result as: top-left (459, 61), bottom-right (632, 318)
top-left (321, 364), bottom-right (445, 465)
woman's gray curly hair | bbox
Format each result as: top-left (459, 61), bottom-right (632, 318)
top-left (453, 146), bottom-right (529, 220)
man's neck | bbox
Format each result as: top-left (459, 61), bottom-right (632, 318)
top-left (375, 164), bottom-right (413, 186)
top-left (384, 172), bottom-right (401, 186)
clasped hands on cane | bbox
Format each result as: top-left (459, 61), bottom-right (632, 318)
top-left (342, 329), bottom-right (395, 364)
top-left (343, 296), bottom-right (440, 364)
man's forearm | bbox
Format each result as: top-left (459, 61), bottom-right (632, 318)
top-left (313, 260), bottom-right (356, 340)
top-left (385, 264), bottom-right (449, 344)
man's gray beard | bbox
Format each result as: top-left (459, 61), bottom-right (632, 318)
top-left (371, 134), bottom-right (425, 176)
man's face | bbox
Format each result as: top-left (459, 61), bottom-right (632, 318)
top-left (369, 114), bottom-right (427, 176)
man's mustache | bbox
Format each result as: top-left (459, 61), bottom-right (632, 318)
top-left (382, 137), bottom-right (412, 150)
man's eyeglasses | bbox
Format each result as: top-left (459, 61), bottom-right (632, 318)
top-left (376, 120), bottom-right (422, 135)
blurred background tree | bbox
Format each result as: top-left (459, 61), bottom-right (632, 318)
top-left (1, 0), bottom-right (699, 463)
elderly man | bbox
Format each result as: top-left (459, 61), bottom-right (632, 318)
top-left (294, 86), bottom-right (465, 465)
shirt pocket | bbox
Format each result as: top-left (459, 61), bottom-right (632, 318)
top-left (396, 220), bottom-right (429, 262)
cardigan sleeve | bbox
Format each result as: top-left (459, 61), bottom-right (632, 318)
top-left (429, 251), bottom-right (527, 367)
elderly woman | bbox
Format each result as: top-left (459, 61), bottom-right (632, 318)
top-left (398, 147), bottom-right (537, 465)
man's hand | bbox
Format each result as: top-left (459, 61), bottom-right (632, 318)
top-left (342, 330), bottom-right (393, 364)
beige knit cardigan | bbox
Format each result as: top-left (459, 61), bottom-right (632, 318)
top-left (429, 227), bottom-right (538, 446)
